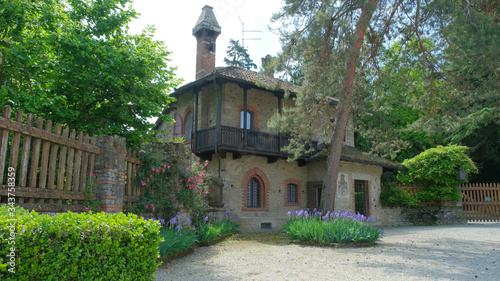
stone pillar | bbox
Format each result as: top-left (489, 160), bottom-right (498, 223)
top-left (437, 199), bottom-right (467, 225)
top-left (94, 135), bottom-right (126, 212)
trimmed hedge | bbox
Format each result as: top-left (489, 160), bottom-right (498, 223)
top-left (0, 206), bottom-right (162, 281)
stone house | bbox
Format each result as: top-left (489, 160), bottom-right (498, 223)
top-left (154, 5), bottom-right (403, 232)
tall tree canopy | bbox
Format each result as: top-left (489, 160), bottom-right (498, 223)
top-left (0, 0), bottom-right (181, 147)
top-left (224, 39), bottom-right (257, 70)
top-left (269, 0), bottom-right (500, 210)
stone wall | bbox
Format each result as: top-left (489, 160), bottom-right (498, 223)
top-left (93, 135), bottom-right (127, 212)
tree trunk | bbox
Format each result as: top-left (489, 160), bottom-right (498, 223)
top-left (323, 0), bottom-right (380, 211)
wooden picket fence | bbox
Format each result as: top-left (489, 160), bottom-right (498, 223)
top-left (124, 149), bottom-right (143, 206)
top-left (461, 183), bottom-right (500, 222)
top-left (0, 105), bottom-right (145, 212)
top-left (0, 105), bottom-right (100, 212)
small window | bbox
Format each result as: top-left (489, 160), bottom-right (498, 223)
top-left (240, 111), bottom-right (253, 130)
top-left (287, 184), bottom-right (298, 204)
top-left (247, 177), bottom-right (261, 208)
top-left (184, 111), bottom-right (193, 141)
top-left (316, 187), bottom-right (322, 208)
top-left (261, 222), bottom-right (272, 229)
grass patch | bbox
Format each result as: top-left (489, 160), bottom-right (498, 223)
top-left (282, 210), bottom-right (383, 244)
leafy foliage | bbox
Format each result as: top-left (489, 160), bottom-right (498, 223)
top-left (282, 209), bottom-right (382, 244)
top-left (224, 39), bottom-right (257, 70)
top-left (0, 0), bottom-right (181, 148)
top-left (0, 206), bottom-right (162, 281)
top-left (380, 182), bottom-right (420, 208)
top-left (155, 214), bottom-right (197, 257)
top-left (398, 145), bottom-right (478, 202)
top-left (196, 210), bottom-right (239, 243)
top-left (127, 143), bottom-right (212, 220)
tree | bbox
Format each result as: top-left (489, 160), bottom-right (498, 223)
top-left (270, 0), bottom-right (500, 210)
top-left (224, 39), bottom-right (257, 70)
top-left (0, 0), bottom-right (181, 148)
top-left (270, 0), bottom-right (385, 211)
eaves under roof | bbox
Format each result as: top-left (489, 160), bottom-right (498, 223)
top-left (311, 145), bottom-right (404, 172)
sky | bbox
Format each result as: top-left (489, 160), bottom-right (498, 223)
top-left (128, 0), bottom-right (285, 86)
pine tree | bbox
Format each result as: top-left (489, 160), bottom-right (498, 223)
top-left (224, 39), bottom-right (257, 70)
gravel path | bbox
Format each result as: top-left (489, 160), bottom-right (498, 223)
top-left (155, 223), bottom-right (500, 281)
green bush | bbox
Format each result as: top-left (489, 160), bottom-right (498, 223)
top-left (398, 145), bottom-right (478, 202)
top-left (380, 183), bottom-right (420, 208)
top-left (0, 206), bottom-right (162, 281)
top-left (156, 214), bottom-right (197, 257)
top-left (282, 210), bottom-right (382, 244)
top-left (196, 211), bottom-right (239, 242)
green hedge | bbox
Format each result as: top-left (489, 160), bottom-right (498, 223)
top-left (0, 206), bottom-right (162, 281)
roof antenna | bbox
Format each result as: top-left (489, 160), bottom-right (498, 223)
top-left (237, 15), bottom-right (261, 50)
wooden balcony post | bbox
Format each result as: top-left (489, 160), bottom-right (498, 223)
top-left (243, 87), bottom-right (248, 149)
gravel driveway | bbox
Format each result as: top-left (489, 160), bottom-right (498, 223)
top-left (155, 223), bottom-right (500, 281)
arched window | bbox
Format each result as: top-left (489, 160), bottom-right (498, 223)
top-left (183, 111), bottom-right (193, 141)
top-left (241, 168), bottom-right (269, 211)
top-left (287, 183), bottom-right (298, 204)
top-left (284, 179), bottom-right (301, 206)
top-left (240, 111), bottom-right (254, 130)
top-left (174, 113), bottom-right (183, 138)
top-left (247, 177), bottom-right (261, 208)
top-left (236, 104), bottom-right (259, 131)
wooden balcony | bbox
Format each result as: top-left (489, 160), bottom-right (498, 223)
top-left (191, 125), bottom-right (318, 163)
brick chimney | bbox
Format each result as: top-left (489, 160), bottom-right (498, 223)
top-left (193, 5), bottom-right (221, 80)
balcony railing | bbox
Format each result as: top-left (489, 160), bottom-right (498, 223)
top-left (192, 125), bottom-right (318, 157)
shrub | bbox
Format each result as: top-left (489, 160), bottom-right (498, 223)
top-left (196, 210), bottom-right (239, 242)
top-left (282, 209), bottom-right (382, 244)
top-left (128, 143), bottom-right (213, 220)
top-left (398, 145), bottom-right (478, 202)
top-left (380, 182), bottom-right (419, 208)
top-left (156, 213), bottom-right (197, 257)
top-left (0, 206), bottom-right (162, 281)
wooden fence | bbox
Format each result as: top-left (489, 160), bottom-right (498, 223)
top-left (0, 105), bottom-right (145, 212)
top-left (0, 105), bottom-right (100, 212)
top-left (124, 149), bottom-right (143, 206)
top-left (461, 183), bottom-right (500, 222)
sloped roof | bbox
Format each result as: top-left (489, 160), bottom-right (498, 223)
top-left (312, 145), bottom-right (404, 171)
top-left (215, 66), bottom-right (301, 93)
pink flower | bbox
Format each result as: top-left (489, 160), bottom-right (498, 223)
top-left (85, 208), bottom-right (89, 211)
top-left (147, 178), bottom-right (149, 182)
top-left (150, 174), bottom-right (153, 177)
top-left (192, 153), bottom-right (195, 156)
top-left (145, 205), bottom-right (148, 208)
top-left (152, 207), bottom-right (155, 211)
top-left (197, 214), bottom-right (199, 216)
top-left (163, 169), bottom-right (165, 172)
top-left (164, 164), bottom-right (167, 168)
top-left (139, 150), bottom-right (143, 153)
top-left (151, 191), bottom-right (154, 194)
top-left (156, 169), bottom-right (158, 173)
top-left (151, 204), bottom-right (154, 207)
top-left (167, 165), bottom-right (170, 169)
top-left (186, 167), bottom-right (189, 171)
top-left (91, 173), bottom-right (94, 177)
top-left (151, 167), bottom-right (154, 172)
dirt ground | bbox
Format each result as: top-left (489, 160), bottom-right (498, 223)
top-left (155, 223), bottom-right (500, 281)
